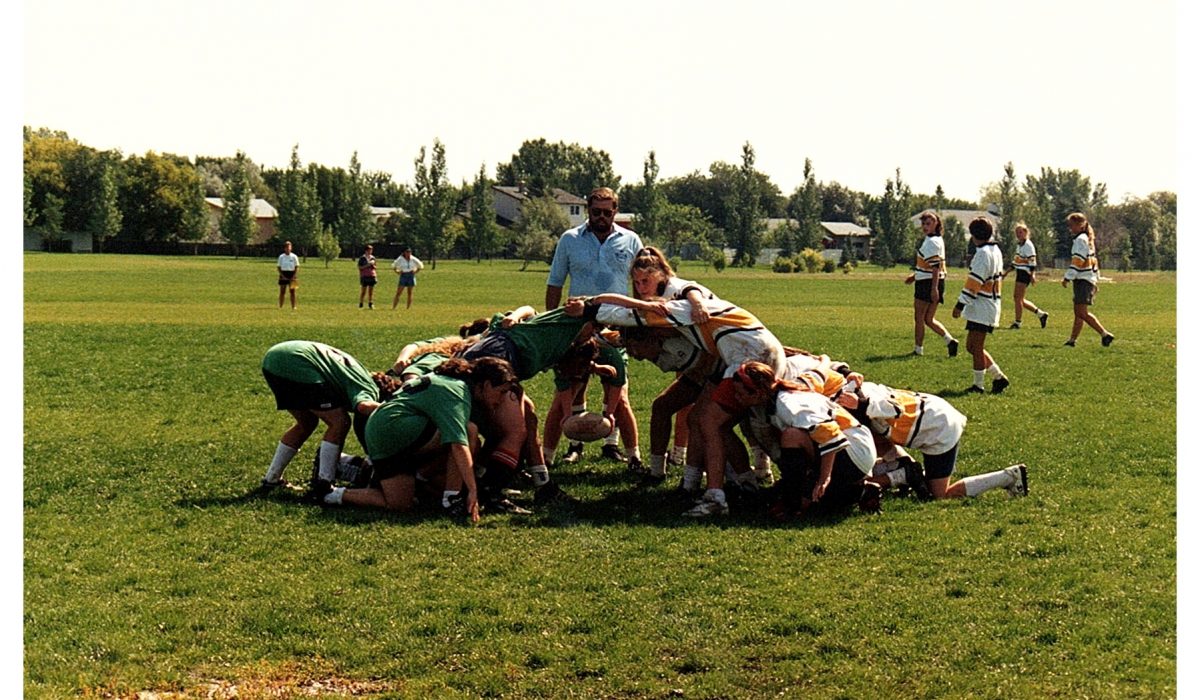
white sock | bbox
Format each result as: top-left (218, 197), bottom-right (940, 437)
top-left (943, 333), bottom-right (955, 344)
top-left (682, 465), bottom-right (703, 491)
top-left (542, 446), bottom-right (556, 466)
top-left (317, 441), bottom-right (341, 482)
top-left (571, 404), bottom-right (586, 417)
top-left (528, 464), bottom-right (550, 487)
top-left (987, 363), bottom-right (1005, 379)
top-left (264, 442), bottom-right (298, 483)
top-left (670, 445), bottom-right (687, 464)
top-left (704, 488), bottom-right (726, 504)
top-left (885, 467), bottom-right (907, 487)
top-left (913, 345), bottom-right (924, 355)
top-left (627, 446), bottom-right (641, 461)
top-left (604, 427), bottom-right (621, 447)
top-left (961, 469), bottom-right (1017, 497)
top-left (973, 370), bottom-right (986, 388)
top-left (323, 486), bottom-right (345, 505)
top-left (649, 454), bottom-right (667, 477)
top-left (442, 490), bottom-right (459, 508)
top-left (339, 452), bottom-right (355, 467)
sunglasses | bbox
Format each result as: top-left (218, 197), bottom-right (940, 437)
top-left (589, 207), bottom-right (616, 217)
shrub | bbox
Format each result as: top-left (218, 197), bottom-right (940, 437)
top-left (669, 256), bottom-right (683, 272)
top-left (709, 248), bottom-right (727, 272)
top-left (822, 258), bottom-right (837, 273)
top-left (772, 256), bottom-right (796, 273)
top-left (798, 248), bottom-right (824, 273)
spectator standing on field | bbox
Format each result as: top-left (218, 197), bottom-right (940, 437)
top-left (277, 240), bottom-right (300, 309)
top-left (392, 247), bottom-right (424, 310)
top-left (545, 187), bottom-right (643, 465)
top-left (358, 245), bottom-right (378, 309)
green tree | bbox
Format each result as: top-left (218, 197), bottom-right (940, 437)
top-left (943, 216), bottom-right (968, 267)
top-left (512, 195), bottom-right (569, 271)
top-left (996, 162), bottom-right (1022, 262)
top-left (85, 156), bottom-right (122, 252)
top-left (1023, 167), bottom-right (1104, 259)
top-left (195, 154), bottom-right (271, 199)
top-left (819, 181), bottom-right (867, 224)
top-left (410, 140), bottom-right (456, 267)
top-left (337, 151), bottom-right (376, 251)
top-left (23, 172), bottom-right (35, 227)
top-left (496, 138), bottom-right (619, 198)
top-left (277, 145), bottom-right (322, 257)
top-left (868, 169), bottom-right (914, 268)
top-left (635, 150), bottom-right (665, 245)
top-left (39, 192), bottom-right (65, 247)
top-left (465, 164), bottom-right (499, 262)
top-left (785, 158), bottom-right (822, 253)
top-left (726, 142), bottom-right (766, 267)
top-left (315, 225), bottom-right (341, 268)
top-left (219, 151), bottom-right (257, 257)
top-left (657, 202), bottom-right (717, 256)
top-left (118, 151), bottom-right (207, 242)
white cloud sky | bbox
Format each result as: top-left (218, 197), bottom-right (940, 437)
top-left (22, 0), bottom-right (1177, 202)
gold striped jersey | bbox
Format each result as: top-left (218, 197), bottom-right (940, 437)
top-left (769, 390), bottom-right (876, 474)
top-left (1012, 239), bottom-right (1037, 273)
top-left (1063, 233), bottom-right (1099, 283)
top-left (912, 235), bottom-right (947, 280)
top-left (956, 242), bottom-right (1004, 327)
top-left (596, 297), bottom-right (787, 378)
top-left (860, 381), bottom-right (966, 456)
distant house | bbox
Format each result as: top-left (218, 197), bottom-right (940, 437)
top-left (23, 228), bottom-right (93, 252)
top-left (491, 185), bottom-right (588, 228)
top-left (204, 197), bottom-right (278, 244)
top-left (370, 206), bottom-right (405, 223)
top-left (909, 207), bottom-right (1002, 237)
top-left (764, 218), bottom-right (873, 261)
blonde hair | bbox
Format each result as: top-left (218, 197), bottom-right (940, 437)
top-left (1014, 222), bottom-right (1029, 237)
top-left (1067, 212), bottom-right (1095, 248)
top-left (630, 247), bottom-right (675, 299)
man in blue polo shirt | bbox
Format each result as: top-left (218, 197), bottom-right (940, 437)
top-left (545, 187), bottom-right (644, 467)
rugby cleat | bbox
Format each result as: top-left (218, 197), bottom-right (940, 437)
top-left (947, 339), bottom-right (959, 357)
top-left (1039, 311), bottom-right (1049, 328)
top-left (600, 444), bottom-right (626, 462)
top-left (560, 442), bottom-right (584, 465)
top-left (683, 493), bottom-right (729, 518)
top-left (1006, 464), bottom-right (1029, 498)
top-left (858, 482), bottom-right (883, 514)
top-left (534, 481), bottom-right (579, 506)
top-left (991, 377), bottom-right (1010, 394)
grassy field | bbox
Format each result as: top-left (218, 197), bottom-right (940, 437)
top-left (24, 253), bottom-right (1176, 698)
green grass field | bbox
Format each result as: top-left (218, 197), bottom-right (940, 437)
top-left (24, 253), bottom-right (1176, 698)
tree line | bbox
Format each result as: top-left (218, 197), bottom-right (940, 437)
top-left (23, 126), bottom-right (1175, 270)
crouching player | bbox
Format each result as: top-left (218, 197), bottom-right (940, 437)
top-left (733, 361), bottom-right (880, 519)
top-left (260, 340), bottom-right (399, 499)
top-left (845, 380), bottom-right (1028, 500)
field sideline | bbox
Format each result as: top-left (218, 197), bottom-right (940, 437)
top-left (24, 253), bottom-right (1176, 698)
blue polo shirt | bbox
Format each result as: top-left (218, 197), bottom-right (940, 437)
top-left (547, 222), bottom-right (643, 297)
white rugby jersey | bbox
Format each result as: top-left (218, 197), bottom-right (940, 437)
top-left (771, 390), bottom-right (876, 475)
top-left (860, 381), bottom-right (966, 456)
top-left (1063, 233), bottom-right (1098, 283)
top-left (912, 235), bottom-right (946, 281)
top-left (597, 297), bottom-right (786, 378)
top-left (1012, 239), bottom-right (1037, 273)
top-left (957, 242), bottom-right (1003, 327)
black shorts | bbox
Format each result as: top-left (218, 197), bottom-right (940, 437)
top-left (399, 272), bottom-right (416, 287)
top-left (262, 369), bottom-right (346, 411)
top-left (459, 331), bottom-right (518, 368)
top-left (922, 443), bottom-right (959, 480)
top-left (360, 277), bottom-right (377, 287)
top-left (1072, 279), bottom-right (1096, 305)
top-left (370, 432), bottom-right (441, 482)
top-left (965, 320), bottom-right (994, 334)
top-left (1015, 269), bottom-right (1033, 285)
top-left (914, 278), bottom-right (945, 303)
top-left (278, 270), bottom-right (296, 286)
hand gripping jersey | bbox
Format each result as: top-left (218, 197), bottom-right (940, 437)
top-left (596, 296), bottom-right (786, 379)
top-left (912, 235), bottom-right (946, 281)
top-left (860, 381), bottom-right (966, 456)
top-left (1063, 233), bottom-right (1099, 283)
top-left (957, 241), bottom-right (1004, 327)
top-left (1012, 239), bottom-right (1037, 274)
top-left (769, 389), bottom-right (876, 474)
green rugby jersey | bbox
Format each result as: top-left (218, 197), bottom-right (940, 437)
top-left (262, 341), bottom-right (378, 409)
top-left (364, 373), bottom-right (471, 461)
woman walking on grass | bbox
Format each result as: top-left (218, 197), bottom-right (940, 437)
top-left (1061, 212), bottom-right (1115, 347)
top-left (1006, 223), bottom-right (1049, 329)
top-left (904, 211), bottom-right (959, 358)
top-left (951, 218), bottom-right (1010, 394)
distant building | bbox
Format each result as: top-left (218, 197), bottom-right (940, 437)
top-left (370, 206), bottom-right (405, 223)
top-left (491, 185), bottom-right (588, 228)
top-left (204, 197), bottom-right (278, 244)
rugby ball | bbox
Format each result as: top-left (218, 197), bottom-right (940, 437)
top-left (562, 411), bottom-right (614, 442)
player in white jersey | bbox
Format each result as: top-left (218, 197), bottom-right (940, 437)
top-left (1061, 212), bottom-right (1114, 347)
top-left (952, 218), bottom-right (1010, 394)
top-left (1004, 223), bottom-right (1049, 329)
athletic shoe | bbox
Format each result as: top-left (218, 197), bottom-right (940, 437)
top-left (1005, 463), bottom-right (1029, 498)
top-left (1039, 311), bottom-right (1049, 328)
top-left (626, 455), bottom-right (648, 476)
top-left (561, 442), bottom-right (584, 465)
top-left (359, 302), bottom-right (363, 308)
top-left (256, 478), bottom-right (289, 494)
top-left (306, 478), bottom-right (333, 504)
top-left (1102, 334), bottom-right (1115, 347)
top-left (442, 491), bottom-right (467, 517)
top-left (600, 444), bottom-right (626, 462)
top-left (858, 482), bottom-right (883, 514)
top-left (1063, 339), bottom-right (1076, 347)
top-left (903, 460), bottom-right (932, 501)
top-left (683, 493), bottom-right (729, 518)
top-left (534, 481), bottom-right (579, 506)
top-left (368, 302), bottom-right (373, 309)
top-left (1009, 321), bottom-right (1021, 330)
top-left (947, 339), bottom-right (959, 357)
top-left (484, 496), bottom-right (532, 515)
top-left (991, 376), bottom-right (1010, 394)
top-left (674, 479), bottom-right (702, 501)
top-left (912, 348), bottom-right (924, 357)
top-left (966, 385), bottom-right (985, 394)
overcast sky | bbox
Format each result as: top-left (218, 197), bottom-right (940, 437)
top-left (21, 0), bottom-right (1179, 203)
